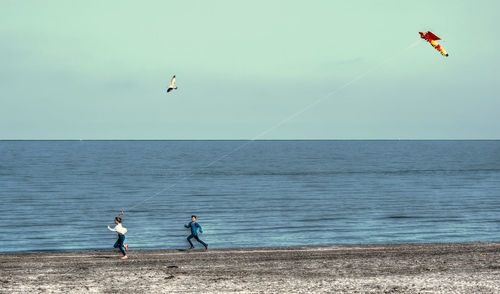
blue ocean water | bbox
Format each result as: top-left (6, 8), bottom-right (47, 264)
top-left (0, 140), bottom-right (499, 253)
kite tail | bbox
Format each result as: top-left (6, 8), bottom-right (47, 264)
top-left (430, 40), bottom-right (448, 57)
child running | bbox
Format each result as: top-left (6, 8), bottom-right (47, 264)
top-left (184, 215), bottom-right (208, 250)
top-left (107, 211), bottom-right (129, 260)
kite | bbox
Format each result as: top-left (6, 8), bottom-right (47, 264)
top-left (419, 31), bottom-right (449, 57)
top-left (167, 75), bottom-right (178, 93)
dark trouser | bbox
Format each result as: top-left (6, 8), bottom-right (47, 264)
top-left (187, 234), bottom-right (207, 248)
top-left (114, 234), bottom-right (126, 256)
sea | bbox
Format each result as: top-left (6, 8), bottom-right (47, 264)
top-left (0, 140), bottom-right (499, 253)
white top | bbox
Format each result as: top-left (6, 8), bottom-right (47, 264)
top-left (108, 223), bottom-right (127, 234)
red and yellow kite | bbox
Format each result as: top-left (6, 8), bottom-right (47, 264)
top-left (419, 31), bottom-right (449, 57)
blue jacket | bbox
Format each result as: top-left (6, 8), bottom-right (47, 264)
top-left (185, 222), bottom-right (203, 236)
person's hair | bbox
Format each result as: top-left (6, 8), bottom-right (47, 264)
top-left (115, 216), bottom-right (122, 223)
top-left (191, 215), bottom-right (197, 219)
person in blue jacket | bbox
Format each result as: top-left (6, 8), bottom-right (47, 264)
top-left (185, 215), bottom-right (208, 250)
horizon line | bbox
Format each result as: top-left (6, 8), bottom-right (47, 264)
top-left (1, 139), bottom-right (499, 142)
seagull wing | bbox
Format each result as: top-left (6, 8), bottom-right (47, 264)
top-left (170, 76), bottom-right (176, 88)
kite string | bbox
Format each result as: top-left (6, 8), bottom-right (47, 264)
top-left (248, 39), bottom-right (422, 140)
top-left (125, 40), bottom-right (422, 211)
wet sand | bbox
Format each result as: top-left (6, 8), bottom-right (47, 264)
top-left (1, 242), bottom-right (499, 293)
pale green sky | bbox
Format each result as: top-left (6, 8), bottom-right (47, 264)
top-left (1, 0), bottom-right (499, 139)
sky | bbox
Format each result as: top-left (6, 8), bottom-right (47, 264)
top-left (1, 0), bottom-right (499, 139)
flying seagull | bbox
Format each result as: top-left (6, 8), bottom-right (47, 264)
top-left (167, 75), bottom-right (178, 93)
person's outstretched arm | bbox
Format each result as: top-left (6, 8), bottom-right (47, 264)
top-left (106, 211), bottom-right (124, 231)
top-left (198, 223), bottom-right (203, 234)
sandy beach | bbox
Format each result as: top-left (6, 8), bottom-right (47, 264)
top-left (1, 242), bottom-right (498, 293)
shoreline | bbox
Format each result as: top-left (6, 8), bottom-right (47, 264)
top-left (2, 240), bottom-right (499, 255)
top-left (1, 242), bottom-right (499, 293)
